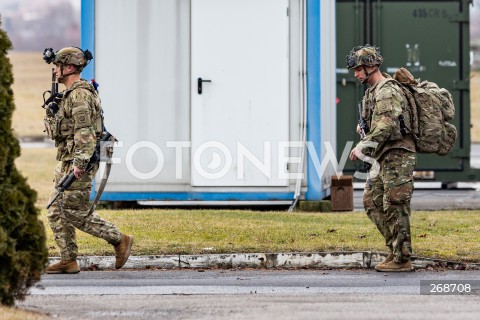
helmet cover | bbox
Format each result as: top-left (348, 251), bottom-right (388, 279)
top-left (346, 45), bottom-right (383, 69)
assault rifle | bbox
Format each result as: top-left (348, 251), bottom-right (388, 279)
top-left (357, 101), bottom-right (369, 139)
top-left (41, 68), bottom-right (63, 114)
top-left (46, 132), bottom-right (113, 209)
top-left (357, 101), bottom-right (372, 172)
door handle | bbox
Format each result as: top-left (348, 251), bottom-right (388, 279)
top-left (198, 78), bottom-right (212, 94)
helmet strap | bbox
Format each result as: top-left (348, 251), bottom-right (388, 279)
top-left (361, 66), bottom-right (379, 84)
top-left (58, 64), bottom-right (77, 81)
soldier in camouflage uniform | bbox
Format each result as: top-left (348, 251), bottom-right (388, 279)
top-left (44, 47), bottom-right (133, 274)
top-left (347, 45), bottom-right (416, 272)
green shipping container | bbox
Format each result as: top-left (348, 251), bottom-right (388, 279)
top-left (336, 0), bottom-right (478, 183)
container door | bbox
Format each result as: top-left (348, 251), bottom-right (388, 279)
top-left (191, 0), bottom-right (290, 186)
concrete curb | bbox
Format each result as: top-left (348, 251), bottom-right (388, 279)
top-left (47, 252), bottom-right (480, 271)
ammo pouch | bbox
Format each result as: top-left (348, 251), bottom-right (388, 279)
top-left (43, 114), bottom-right (55, 140)
top-left (44, 110), bottom-right (74, 141)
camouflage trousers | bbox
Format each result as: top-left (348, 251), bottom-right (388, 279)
top-left (363, 149), bottom-right (416, 263)
top-left (47, 161), bottom-right (121, 261)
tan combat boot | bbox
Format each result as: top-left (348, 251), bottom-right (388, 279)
top-left (114, 234), bottom-right (134, 269)
top-left (375, 260), bottom-right (413, 272)
top-left (375, 252), bottom-right (394, 269)
top-left (45, 260), bottom-right (80, 274)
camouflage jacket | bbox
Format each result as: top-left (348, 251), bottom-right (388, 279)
top-left (47, 79), bottom-right (103, 169)
top-left (356, 74), bottom-right (416, 160)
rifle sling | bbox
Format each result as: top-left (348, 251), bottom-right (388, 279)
top-left (88, 136), bottom-right (115, 215)
top-left (87, 161), bottom-right (112, 215)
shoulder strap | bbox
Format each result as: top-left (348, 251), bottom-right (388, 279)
top-left (376, 76), bottom-right (420, 137)
top-left (373, 78), bottom-right (399, 96)
top-left (64, 81), bottom-right (98, 98)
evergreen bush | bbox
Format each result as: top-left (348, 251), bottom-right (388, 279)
top-left (0, 18), bottom-right (48, 306)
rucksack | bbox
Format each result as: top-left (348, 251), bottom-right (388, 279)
top-left (392, 67), bottom-right (457, 156)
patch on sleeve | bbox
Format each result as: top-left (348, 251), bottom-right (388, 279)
top-left (375, 87), bottom-right (401, 115)
top-left (74, 110), bottom-right (92, 129)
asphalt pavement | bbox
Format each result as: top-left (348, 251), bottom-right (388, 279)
top-left (20, 269), bottom-right (480, 320)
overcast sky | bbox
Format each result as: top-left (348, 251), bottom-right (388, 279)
top-left (1, 0), bottom-right (479, 41)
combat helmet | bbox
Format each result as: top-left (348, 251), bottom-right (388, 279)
top-left (43, 47), bottom-right (93, 71)
top-left (346, 45), bottom-right (383, 69)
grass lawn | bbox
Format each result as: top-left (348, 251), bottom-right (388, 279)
top-left (12, 146), bottom-right (480, 264)
top-left (35, 208), bottom-right (480, 262)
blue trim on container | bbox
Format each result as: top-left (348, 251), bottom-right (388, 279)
top-left (95, 192), bottom-right (295, 202)
top-left (305, 0), bottom-right (322, 200)
top-left (81, 0), bottom-right (95, 81)
top-left (82, 0), bottom-right (97, 201)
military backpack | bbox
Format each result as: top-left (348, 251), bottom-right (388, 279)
top-left (392, 67), bottom-right (457, 156)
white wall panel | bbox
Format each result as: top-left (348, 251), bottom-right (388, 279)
top-left (95, 0), bottom-right (191, 191)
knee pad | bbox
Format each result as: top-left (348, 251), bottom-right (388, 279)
top-left (388, 182), bottom-right (413, 205)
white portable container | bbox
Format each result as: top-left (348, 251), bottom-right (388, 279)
top-left (81, 0), bottom-right (337, 206)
